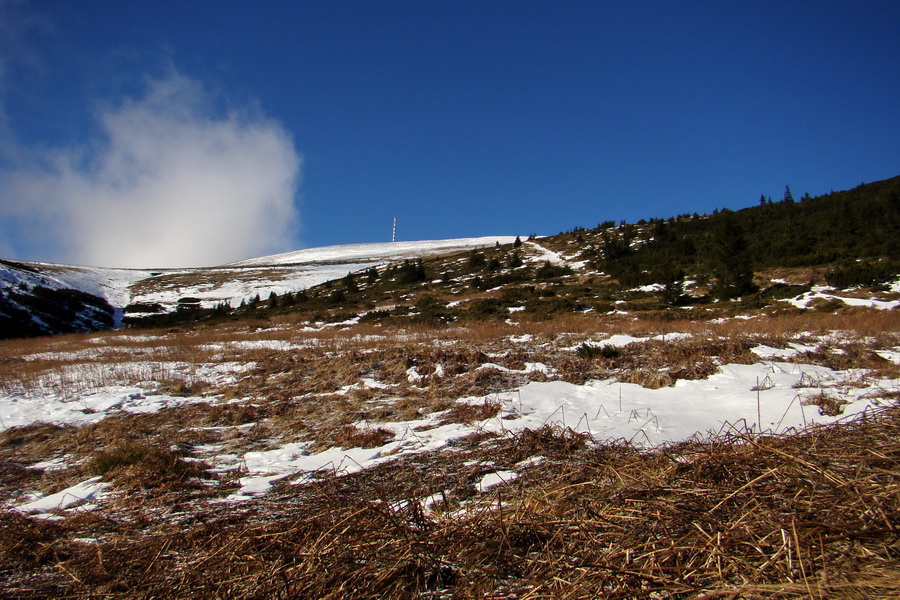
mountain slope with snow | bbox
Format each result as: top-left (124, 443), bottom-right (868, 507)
top-left (1, 237), bottom-right (517, 337)
top-left (0, 261), bottom-right (122, 338)
top-left (229, 236), bottom-right (519, 267)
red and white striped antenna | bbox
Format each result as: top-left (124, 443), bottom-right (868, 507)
top-left (392, 216), bottom-right (396, 242)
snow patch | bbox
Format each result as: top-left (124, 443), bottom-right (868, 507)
top-left (13, 477), bottom-right (110, 517)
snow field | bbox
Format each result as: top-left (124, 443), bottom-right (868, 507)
top-left (230, 237), bottom-right (520, 267)
top-left (213, 353), bottom-right (895, 501)
top-left (4, 325), bottom-right (899, 517)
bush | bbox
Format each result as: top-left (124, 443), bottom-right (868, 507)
top-left (536, 261), bottom-right (573, 279)
top-left (467, 298), bottom-right (503, 319)
top-left (825, 261), bottom-right (900, 288)
top-left (577, 343), bottom-right (622, 359)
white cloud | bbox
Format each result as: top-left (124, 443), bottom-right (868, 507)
top-left (0, 71), bottom-right (302, 268)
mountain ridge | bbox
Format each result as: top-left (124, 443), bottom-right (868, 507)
top-left (3, 174), bottom-right (900, 339)
top-left (0, 236), bottom-right (517, 338)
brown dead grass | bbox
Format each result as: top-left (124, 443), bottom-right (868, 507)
top-left (326, 424), bottom-right (396, 450)
top-left (439, 398), bottom-right (503, 425)
top-left (802, 389), bottom-right (850, 416)
top-left (88, 440), bottom-right (207, 489)
top-left (1, 407), bottom-right (897, 599)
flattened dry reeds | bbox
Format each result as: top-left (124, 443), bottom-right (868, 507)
top-left (2, 407), bottom-right (898, 599)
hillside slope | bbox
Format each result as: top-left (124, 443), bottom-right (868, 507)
top-left (0, 261), bottom-right (125, 339)
top-left (0, 237), bottom-right (516, 338)
top-left (149, 176), bottom-right (897, 331)
top-left (3, 175), bottom-right (899, 338)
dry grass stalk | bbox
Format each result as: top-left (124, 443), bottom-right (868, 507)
top-left (1, 407), bottom-right (897, 599)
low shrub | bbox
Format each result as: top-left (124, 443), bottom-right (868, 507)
top-left (576, 343), bottom-right (622, 359)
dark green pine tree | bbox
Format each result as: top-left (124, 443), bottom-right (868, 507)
top-left (783, 185), bottom-right (794, 204)
top-left (343, 272), bottom-right (358, 293)
top-left (711, 213), bottom-right (757, 300)
top-left (655, 259), bottom-right (685, 306)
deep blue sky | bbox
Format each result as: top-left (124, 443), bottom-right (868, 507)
top-left (1, 1), bottom-right (899, 265)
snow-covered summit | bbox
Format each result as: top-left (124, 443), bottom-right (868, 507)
top-left (228, 236), bottom-right (518, 267)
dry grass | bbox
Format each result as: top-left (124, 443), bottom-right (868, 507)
top-left (333, 424), bottom-right (396, 448)
top-left (0, 306), bottom-right (898, 598)
top-left (88, 440), bottom-right (207, 489)
top-left (1, 311), bottom-right (896, 473)
top-left (1, 407), bottom-right (897, 599)
top-left (801, 389), bottom-right (850, 416)
top-left (439, 397), bottom-right (503, 425)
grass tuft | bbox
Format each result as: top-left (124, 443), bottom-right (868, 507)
top-left (89, 440), bottom-right (206, 489)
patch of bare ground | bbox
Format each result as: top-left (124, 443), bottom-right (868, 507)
top-left (1, 407), bottom-right (897, 599)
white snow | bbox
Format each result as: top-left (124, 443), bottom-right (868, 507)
top-left (13, 477), bottom-right (110, 518)
top-left (4, 236), bottom-right (520, 318)
top-left (221, 352), bottom-right (897, 499)
top-left (751, 343), bottom-right (818, 359)
top-left (630, 283), bottom-right (665, 293)
top-left (782, 286), bottom-right (900, 311)
top-left (573, 332), bottom-right (692, 350)
top-left (0, 385), bottom-right (209, 432)
top-left (43, 266), bottom-right (151, 308)
top-left (230, 237), bottom-right (518, 267)
top-left (876, 349), bottom-right (900, 365)
top-left (477, 470), bottom-right (518, 492)
top-left (524, 241), bottom-right (567, 265)
top-left (4, 336), bottom-right (898, 507)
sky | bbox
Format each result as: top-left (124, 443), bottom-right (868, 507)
top-left (0, 1), bottom-right (898, 268)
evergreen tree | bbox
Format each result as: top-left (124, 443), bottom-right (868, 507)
top-left (468, 252), bottom-right (486, 270)
top-left (343, 272), bottom-right (358, 293)
top-left (657, 261), bottom-right (685, 306)
top-left (711, 213), bottom-right (757, 299)
top-left (783, 185), bottom-right (794, 204)
top-left (396, 259), bottom-right (426, 284)
top-left (513, 236), bottom-right (522, 248)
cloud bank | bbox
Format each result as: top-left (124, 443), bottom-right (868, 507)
top-left (0, 72), bottom-right (302, 268)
